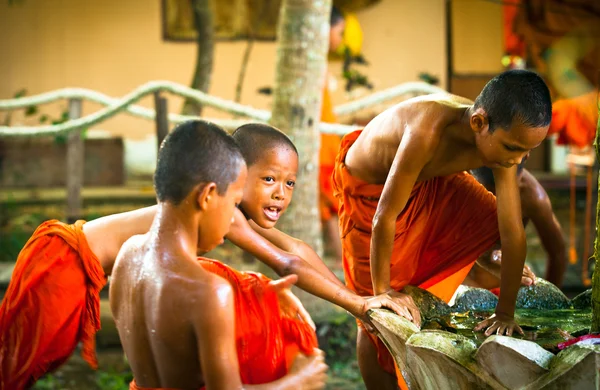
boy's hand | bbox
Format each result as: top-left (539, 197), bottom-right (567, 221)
top-left (354, 293), bottom-right (417, 332)
top-left (521, 264), bottom-right (536, 286)
top-left (474, 313), bottom-right (524, 337)
top-left (368, 290), bottom-right (421, 327)
top-left (288, 348), bottom-right (328, 390)
top-left (269, 275), bottom-right (316, 330)
top-left (487, 250), bottom-right (536, 286)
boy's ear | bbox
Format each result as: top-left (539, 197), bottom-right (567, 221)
top-left (470, 107), bottom-right (489, 133)
top-left (196, 182), bottom-right (218, 211)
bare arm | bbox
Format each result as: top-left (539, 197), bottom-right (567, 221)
top-left (523, 181), bottom-right (567, 287)
top-left (248, 219), bottom-right (343, 287)
top-left (83, 205), bottom-right (157, 275)
top-left (226, 210), bottom-right (365, 316)
top-left (493, 166), bottom-right (527, 316)
top-left (371, 130), bottom-right (435, 295)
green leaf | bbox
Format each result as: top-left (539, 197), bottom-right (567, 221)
top-left (25, 105), bottom-right (38, 116)
top-left (13, 89), bottom-right (26, 98)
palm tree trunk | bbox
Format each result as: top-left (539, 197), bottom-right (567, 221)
top-left (591, 105), bottom-right (600, 332)
top-left (269, 0), bottom-right (332, 255)
top-left (181, 0), bottom-right (214, 116)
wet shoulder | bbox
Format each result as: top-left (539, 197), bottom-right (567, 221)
top-left (397, 93), bottom-right (468, 131)
top-left (520, 169), bottom-right (551, 208)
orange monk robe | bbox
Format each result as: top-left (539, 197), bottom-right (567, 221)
top-left (0, 220), bottom-right (106, 390)
top-left (320, 85), bottom-right (343, 222)
top-left (129, 258), bottom-right (318, 390)
top-left (548, 90), bottom-right (598, 148)
top-left (332, 130), bottom-right (500, 380)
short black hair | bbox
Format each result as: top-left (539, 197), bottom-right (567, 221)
top-left (470, 161), bottom-right (526, 191)
top-left (154, 120), bottom-right (244, 204)
top-left (474, 69), bottom-right (552, 132)
top-left (331, 6), bottom-right (344, 27)
top-left (232, 123), bottom-right (298, 166)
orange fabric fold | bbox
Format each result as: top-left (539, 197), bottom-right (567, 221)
top-left (319, 86), bottom-right (342, 222)
top-left (0, 220), bottom-right (106, 390)
top-left (548, 90), bottom-right (598, 148)
top-left (332, 130), bottom-right (500, 379)
top-left (198, 259), bottom-right (317, 384)
top-left (130, 259), bottom-right (317, 390)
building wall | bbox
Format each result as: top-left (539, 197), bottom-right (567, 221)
top-left (0, 0), bottom-right (447, 140)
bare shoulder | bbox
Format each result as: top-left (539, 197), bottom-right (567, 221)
top-left (520, 169), bottom-right (551, 208)
top-left (187, 270), bottom-right (235, 328)
top-left (112, 234), bottom-right (147, 270)
top-left (396, 93), bottom-right (469, 135)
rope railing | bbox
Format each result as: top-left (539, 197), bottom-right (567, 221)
top-left (0, 80), bottom-right (440, 138)
top-left (333, 82), bottom-right (445, 116)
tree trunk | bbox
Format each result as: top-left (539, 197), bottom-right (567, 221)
top-left (181, 0), bottom-right (214, 116)
top-left (591, 104), bottom-right (600, 333)
top-left (270, 0), bottom-right (332, 255)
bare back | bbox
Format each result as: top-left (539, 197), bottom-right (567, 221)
top-left (345, 93), bottom-right (482, 183)
top-left (110, 235), bottom-right (230, 388)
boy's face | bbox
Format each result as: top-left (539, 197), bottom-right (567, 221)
top-left (475, 120), bottom-right (547, 169)
top-left (197, 164), bottom-right (247, 253)
top-left (329, 20), bottom-right (345, 53)
top-left (240, 146), bottom-right (298, 229)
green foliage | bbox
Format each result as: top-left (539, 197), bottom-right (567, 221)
top-left (96, 371), bottom-right (133, 390)
top-left (32, 375), bottom-right (61, 390)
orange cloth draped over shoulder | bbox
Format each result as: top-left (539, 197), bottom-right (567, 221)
top-left (0, 220), bottom-right (106, 390)
top-left (332, 130), bottom-right (500, 382)
top-left (320, 86), bottom-right (343, 222)
top-left (548, 90), bottom-right (598, 148)
top-left (130, 258), bottom-right (318, 390)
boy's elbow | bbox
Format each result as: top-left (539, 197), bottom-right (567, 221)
top-left (278, 255), bottom-right (301, 276)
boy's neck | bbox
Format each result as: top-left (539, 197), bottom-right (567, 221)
top-left (451, 105), bottom-right (477, 146)
top-left (151, 202), bottom-right (199, 258)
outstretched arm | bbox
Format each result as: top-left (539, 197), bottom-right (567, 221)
top-left (475, 166), bottom-right (525, 336)
top-left (227, 210), bottom-right (406, 324)
top-left (248, 220), bottom-right (343, 287)
top-left (83, 205), bottom-right (157, 275)
top-left (226, 210), bottom-right (364, 317)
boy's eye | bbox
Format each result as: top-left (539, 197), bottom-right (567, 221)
top-left (287, 180), bottom-right (296, 188)
top-left (263, 176), bottom-right (275, 183)
top-left (504, 144), bottom-right (518, 151)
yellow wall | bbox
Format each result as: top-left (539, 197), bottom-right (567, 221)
top-left (452, 0), bottom-right (504, 74)
top-left (0, 0), bottom-right (447, 140)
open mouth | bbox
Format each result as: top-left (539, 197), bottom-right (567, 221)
top-left (263, 206), bottom-right (282, 221)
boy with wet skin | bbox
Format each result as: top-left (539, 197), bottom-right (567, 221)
top-left (110, 120), bottom-right (328, 390)
top-left (331, 69), bottom-right (552, 389)
top-left (0, 123), bottom-right (399, 389)
top-left (466, 161), bottom-right (567, 289)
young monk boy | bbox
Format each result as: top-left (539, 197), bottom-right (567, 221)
top-left (228, 123), bottom-right (404, 329)
top-left (332, 69), bottom-right (552, 389)
top-left (110, 119), bottom-right (328, 389)
top-left (465, 162), bottom-right (567, 289)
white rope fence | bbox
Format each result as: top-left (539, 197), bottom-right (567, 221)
top-left (0, 80), bottom-right (442, 138)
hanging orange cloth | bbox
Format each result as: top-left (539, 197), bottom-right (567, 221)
top-left (0, 220), bottom-right (106, 390)
top-left (548, 90), bottom-right (598, 148)
top-left (332, 130), bottom-right (500, 383)
top-left (129, 259), bottom-right (318, 390)
top-left (320, 85), bottom-right (343, 222)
